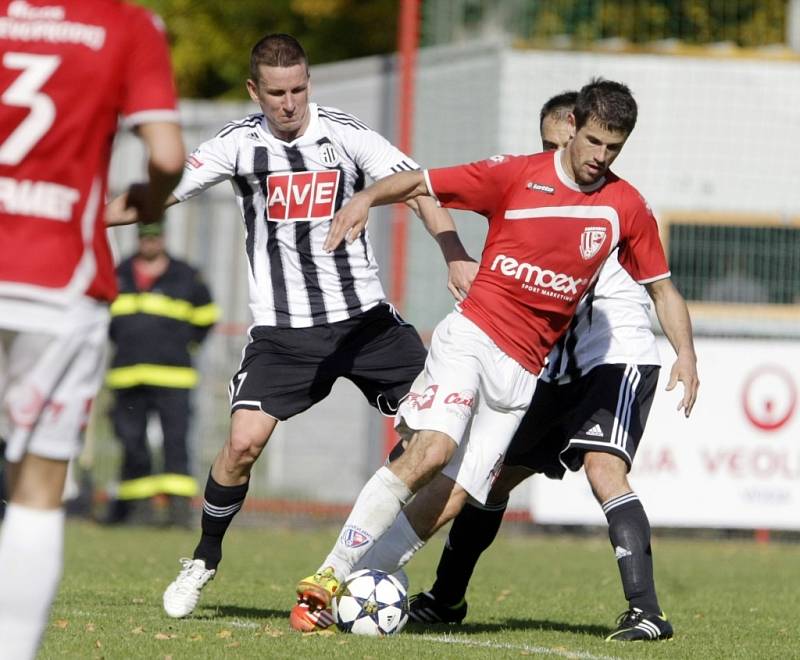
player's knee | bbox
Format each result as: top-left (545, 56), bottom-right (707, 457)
top-left (583, 452), bottom-right (629, 502)
top-left (225, 431), bottom-right (263, 468)
top-left (412, 432), bottom-right (455, 472)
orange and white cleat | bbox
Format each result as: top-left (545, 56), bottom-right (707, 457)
top-left (289, 601), bottom-right (336, 632)
top-left (295, 567), bottom-right (340, 611)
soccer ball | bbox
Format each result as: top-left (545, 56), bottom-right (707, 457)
top-left (332, 569), bottom-right (409, 636)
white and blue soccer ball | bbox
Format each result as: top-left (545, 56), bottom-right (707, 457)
top-left (332, 569), bottom-right (409, 636)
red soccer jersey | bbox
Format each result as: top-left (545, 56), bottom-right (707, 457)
top-left (425, 150), bottom-right (669, 373)
top-left (0, 0), bottom-right (178, 305)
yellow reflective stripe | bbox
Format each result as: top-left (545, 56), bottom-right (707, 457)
top-left (106, 364), bottom-right (198, 389)
top-left (110, 292), bottom-right (194, 321)
top-left (117, 474), bottom-right (198, 499)
top-left (191, 303), bottom-right (220, 326)
top-left (158, 473), bottom-right (198, 497)
top-left (118, 475), bottom-right (162, 500)
top-left (109, 293), bottom-right (138, 316)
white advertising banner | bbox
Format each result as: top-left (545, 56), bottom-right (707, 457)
top-left (530, 337), bottom-right (800, 529)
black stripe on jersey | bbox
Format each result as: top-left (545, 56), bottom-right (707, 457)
top-left (546, 334), bottom-right (566, 380)
top-left (252, 146), bottom-right (291, 327)
top-left (318, 107), bottom-right (370, 129)
top-left (216, 114), bottom-right (262, 139)
top-left (318, 137), bottom-right (362, 315)
top-left (318, 108), bottom-right (369, 131)
top-left (562, 314), bottom-right (581, 380)
top-left (232, 150), bottom-right (257, 277)
top-left (390, 160), bottom-right (417, 173)
top-left (283, 145), bottom-right (328, 324)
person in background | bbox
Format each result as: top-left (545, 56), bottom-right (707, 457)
top-left (105, 222), bottom-right (218, 527)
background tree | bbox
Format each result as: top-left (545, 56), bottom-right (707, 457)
top-left (140, 0), bottom-right (399, 98)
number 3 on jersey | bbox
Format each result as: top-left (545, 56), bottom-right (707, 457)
top-left (0, 52), bottom-right (60, 166)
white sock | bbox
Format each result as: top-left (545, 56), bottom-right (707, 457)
top-left (321, 466), bottom-right (411, 581)
top-left (355, 511), bottom-right (425, 574)
top-left (0, 504), bottom-right (66, 660)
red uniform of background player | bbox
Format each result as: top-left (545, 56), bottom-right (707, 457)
top-left (0, 2), bottom-right (184, 657)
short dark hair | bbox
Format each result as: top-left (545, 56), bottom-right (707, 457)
top-left (539, 91), bottom-right (578, 130)
top-left (573, 78), bottom-right (637, 135)
top-left (249, 34), bottom-right (308, 82)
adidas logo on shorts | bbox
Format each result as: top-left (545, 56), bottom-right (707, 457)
top-left (586, 424), bottom-right (604, 437)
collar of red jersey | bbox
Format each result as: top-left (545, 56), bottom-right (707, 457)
top-left (554, 149), bottom-right (606, 193)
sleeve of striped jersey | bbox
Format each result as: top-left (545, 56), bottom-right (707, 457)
top-left (617, 195), bottom-right (671, 284)
top-left (171, 136), bottom-right (236, 202)
top-left (346, 126), bottom-right (419, 180)
top-left (120, 8), bottom-right (179, 127)
top-left (426, 156), bottom-right (520, 218)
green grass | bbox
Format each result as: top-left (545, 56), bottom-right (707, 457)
top-left (41, 521), bottom-right (797, 659)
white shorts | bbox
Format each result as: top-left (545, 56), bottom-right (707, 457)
top-left (395, 311), bottom-right (537, 503)
top-left (0, 299), bottom-right (109, 463)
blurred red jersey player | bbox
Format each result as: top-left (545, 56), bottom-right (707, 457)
top-left (0, 2), bottom-right (184, 657)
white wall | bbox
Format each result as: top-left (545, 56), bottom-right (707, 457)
top-left (500, 50), bottom-right (800, 216)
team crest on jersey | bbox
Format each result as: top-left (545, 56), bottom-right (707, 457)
top-left (318, 142), bottom-right (340, 167)
top-left (580, 226), bottom-right (607, 260)
top-left (266, 170), bottom-right (340, 221)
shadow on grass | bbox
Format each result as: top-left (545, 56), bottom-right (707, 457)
top-left (196, 604), bottom-right (289, 620)
top-left (407, 617), bottom-right (611, 637)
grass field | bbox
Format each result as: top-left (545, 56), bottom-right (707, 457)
top-left (40, 521), bottom-right (797, 659)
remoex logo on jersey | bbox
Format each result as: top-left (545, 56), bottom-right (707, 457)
top-left (266, 170), bottom-right (340, 221)
top-left (490, 254), bottom-right (588, 295)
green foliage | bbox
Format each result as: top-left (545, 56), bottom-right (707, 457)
top-left (138, 0), bottom-right (399, 99)
top-left (43, 522), bottom-right (799, 658)
top-left (523, 0), bottom-right (787, 48)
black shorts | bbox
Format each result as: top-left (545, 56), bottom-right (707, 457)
top-left (229, 303), bottom-right (427, 420)
top-left (504, 363), bottom-right (659, 479)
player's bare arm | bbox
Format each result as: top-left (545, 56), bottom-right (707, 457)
top-left (105, 122), bottom-right (184, 227)
top-left (412, 196), bottom-right (478, 301)
top-left (645, 277), bottom-right (699, 417)
top-left (323, 170), bottom-right (429, 252)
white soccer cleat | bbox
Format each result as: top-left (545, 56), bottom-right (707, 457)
top-left (163, 558), bottom-right (215, 618)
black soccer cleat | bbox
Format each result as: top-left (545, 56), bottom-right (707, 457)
top-left (408, 591), bottom-right (467, 624)
top-left (605, 607), bottom-right (674, 641)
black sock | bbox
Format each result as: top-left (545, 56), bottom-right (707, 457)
top-left (192, 472), bottom-right (248, 570)
top-left (430, 499), bottom-right (507, 605)
top-left (603, 491), bottom-right (660, 614)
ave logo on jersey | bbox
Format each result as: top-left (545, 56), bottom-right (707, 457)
top-left (266, 170), bottom-right (340, 222)
top-left (580, 226), bottom-right (607, 260)
top-left (318, 142), bottom-right (340, 166)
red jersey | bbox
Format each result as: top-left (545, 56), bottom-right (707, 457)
top-left (425, 150), bottom-right (670, 373)
top-left (0, 0), bottom-right (178, 308)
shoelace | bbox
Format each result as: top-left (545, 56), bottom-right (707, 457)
top-left (615, 608), bottom-right (644, 628)
top-left (176, 559), bottom-right (209, 591)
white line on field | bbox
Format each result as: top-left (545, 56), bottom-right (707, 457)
top-left (413, 633), bottom-right (621, 660)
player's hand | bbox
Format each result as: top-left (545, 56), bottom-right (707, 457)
top-left (105, 189), bottom-right (140, 226)
top-left (665, 351), bottom-right (699, 418)
top-left (324, 193), bottom-right (371, 252)
top-left (447, 258), bottom-right (479, 302)
top-left (105, 183), bottom-right (161, 227)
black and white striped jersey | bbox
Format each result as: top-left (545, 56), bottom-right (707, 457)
top-left (173, 103), bottom-right (419, 327)
top-left (543, 249), bottom-right (660, 384)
